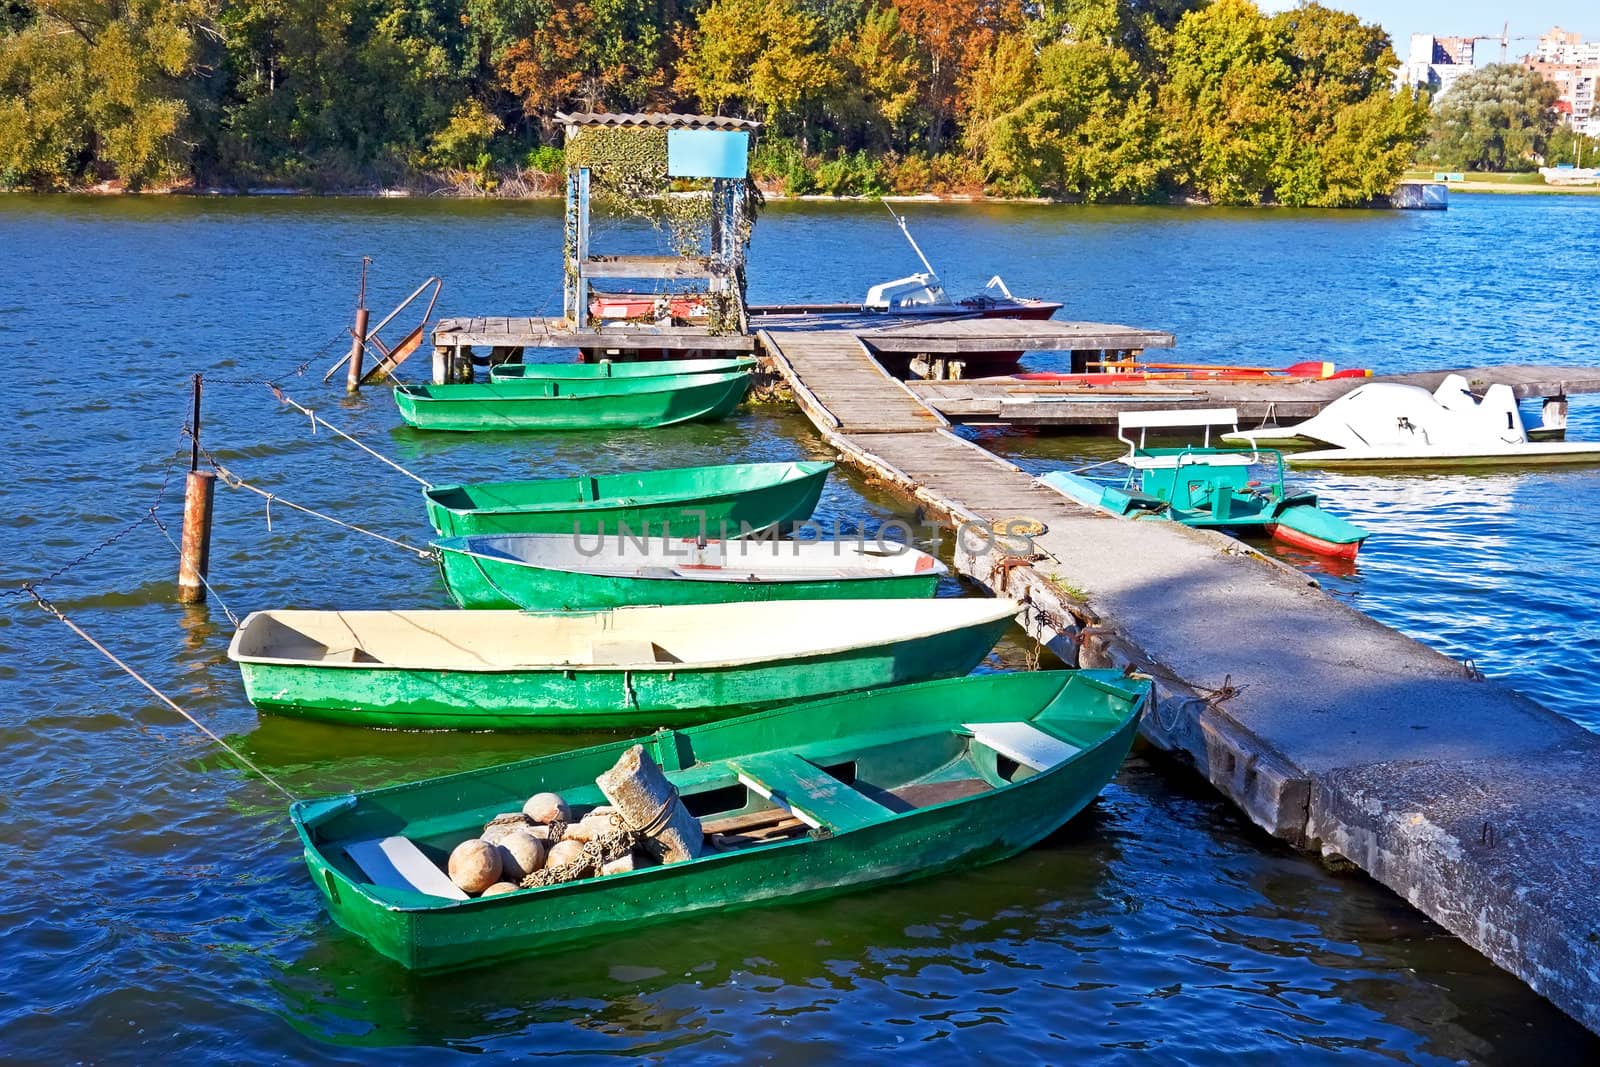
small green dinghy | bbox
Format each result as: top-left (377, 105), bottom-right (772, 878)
top-left (291, 669), bottom-right (1150, 970)
top-left (433, 534), bottom-right (945, 609)
top-left (424, 460), bottom-right (833, 538)
top-left (393, 368), bottom-right (750, 431)
top-left (488, 357), bottom-right (757, 382)
top-left (227, 598), bottom-right (1020, 729)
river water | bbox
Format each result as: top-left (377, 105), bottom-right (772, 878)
top-left (3, 192), bottom-right (1598, 1062)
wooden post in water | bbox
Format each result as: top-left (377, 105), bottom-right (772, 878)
top-left (345, 256), bottom-right (371, 394)
top-left (178, 374), bottom-right (216, 604)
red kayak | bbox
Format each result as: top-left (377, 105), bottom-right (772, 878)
top-left (1016, 360), bottom-right (1370, 384)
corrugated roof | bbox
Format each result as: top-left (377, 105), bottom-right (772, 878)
top-left (556, 112), bottom-right (762, 131)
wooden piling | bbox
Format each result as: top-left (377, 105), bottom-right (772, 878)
top-left (177, 374), bottom-right (215, 604)
top-left (345, 306), bottom-right (370, 394)
top-left (345, 257), bottom-right (372, 393)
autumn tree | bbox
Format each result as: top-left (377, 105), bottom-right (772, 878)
top-left (893, 0), bottom-right (1019, 149)
top-left (1424, 64), bottom-right (1561, 171)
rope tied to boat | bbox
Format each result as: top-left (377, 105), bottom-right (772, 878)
top-left (23, 585), bottom-right (298, 801)
top-left (269, 387), bottom-right (433, 488)
top-left (200, 446), bottom-right (433, 561)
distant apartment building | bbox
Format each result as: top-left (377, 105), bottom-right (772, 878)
top-left (1522, 27), bottom-right (1600, 136)
top-left (1395, 34), bottom-right (1476, 97)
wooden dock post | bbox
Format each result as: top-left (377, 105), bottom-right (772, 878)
top-left (177, 374), bottom-right (216, 604)
top-left (345, 257), bottom-right (371, 393)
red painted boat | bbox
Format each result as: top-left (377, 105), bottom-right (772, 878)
top-left (1015, 360), bottom-right (1370, 384)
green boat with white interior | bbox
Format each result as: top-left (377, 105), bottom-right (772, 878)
top-left (291, 668), bottom-right (1150, 970)
top-left (393, 368), bottom-right (750, 431)
top-left (1041, 408), bottom-right (1369, 560)
top-left (488, 357), bottom-right (756, 383)
top-left (423, 460), bottom-right (832, 539)
top-left (433, 534), bottom-right (946, 609)
top-left (227, 598), bottom-right (1019, 729)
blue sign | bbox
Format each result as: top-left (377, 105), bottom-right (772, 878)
top-left (667, 130), bottom-right (749, 179)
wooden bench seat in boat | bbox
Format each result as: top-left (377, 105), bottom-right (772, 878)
top-left (585, 638), bottom-right (681, 664)
top-left (345, 836), bottom-right (468, 901)
top-left (730, 751), bottom-right (891, 833)
top-left (962, 721), bottom-right (1081, 771)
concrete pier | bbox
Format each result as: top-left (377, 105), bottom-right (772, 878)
top-left (759, 325), bottom-right (1600, 1034)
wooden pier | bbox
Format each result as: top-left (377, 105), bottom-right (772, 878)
top-left (759, 322), bottom-right (1600, 1036)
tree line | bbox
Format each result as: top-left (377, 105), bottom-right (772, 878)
top-left (0, 0), bottom-right (1571, 205)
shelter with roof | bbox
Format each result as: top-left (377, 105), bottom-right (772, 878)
top-left (556, 112), bottom-right (762, 335)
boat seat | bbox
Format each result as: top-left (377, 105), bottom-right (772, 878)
top-left (730, 752), bottom-right (891, 834)
top-left (322, 645), bottom-right (383, 664)
top-left (345, 836), bottom-right (468, 901)
top-left (586, 638), bottom-right (681, 664)
top-left (1102, 486), bottom-right (1167, 515)
top-left (962, 721), bottom-right (1081, 771)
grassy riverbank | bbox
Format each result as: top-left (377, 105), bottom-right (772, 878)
top-left (1404, 170), bottom-right (1600, 196)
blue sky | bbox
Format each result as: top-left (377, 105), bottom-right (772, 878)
top-left (1256, 1), bottom-right (1598, 62)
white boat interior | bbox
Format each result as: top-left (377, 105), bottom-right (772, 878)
top-left (228, 599), bottom-right (1019, 671)
top-left (445, 535), bottom-right (947, 582)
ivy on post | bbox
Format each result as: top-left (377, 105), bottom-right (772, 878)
top-left (557, 113), bottom-right (762, 339)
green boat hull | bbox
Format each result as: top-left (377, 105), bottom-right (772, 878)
top-left (236, 612), bottom-right (1012, 730)
top-left (424, 460), bottom-right (833, 538)
top-left (489, 357), bottom-right (756, 382)
top-left (292, 670), bottom-right (1148, 970)
top-left (434, 544), bottom-right (940, 610)
top-left (394, 370), bottom-right (750, 431)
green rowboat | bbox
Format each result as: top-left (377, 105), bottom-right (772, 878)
top-left (291, 669), bottom-right (1150, 969)
top-left (433, 534), bottom-right (945, 609)
top-left (227, 598), bottom-right (1020, 729)
top-left (393, 369), bottom-right (750, 431)
top-left (489, 357), bottom-right (757, 382)
top-left (423, 460), bottom-right (833, 539)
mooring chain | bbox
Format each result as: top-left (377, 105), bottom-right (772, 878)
top-left (5, 439), bottom-right (191, 602)
top-left (23, 585), bottom-right (298, 802)
top-left (269, 387), bottom-right (433, 487)
top-left (198, 443), bottom-right (433, 561)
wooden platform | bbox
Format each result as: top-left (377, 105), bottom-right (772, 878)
top-left (861, 317), bottom-right (1176, 355)
top-left (910, 364), bottom-right (1600, 426)
top-left (433, 316), bottom-right (757, 352)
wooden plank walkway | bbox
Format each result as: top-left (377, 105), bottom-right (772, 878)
top-left (759, 324), bottom-right (1600, 1037)
top-left (435, 316), bottom-right (757, 352)
top-left (756, 330), bottom-right (945, 434)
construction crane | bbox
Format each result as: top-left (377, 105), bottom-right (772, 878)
top-left (1461, 22), bottom-right (1540, 63)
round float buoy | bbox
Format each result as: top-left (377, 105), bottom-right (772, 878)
top-left (481, 813), bottom-right (533, 844)
top-left (448, 838), bottom-right (502, 894)
top-left (481, 881), bottom-right (518, 896)
top-left (523, 792), bottom-right (571, 824)
top-left (496, 830), bottom-right (546, 881)
top-left (544, 838), bottom-right (587, 872)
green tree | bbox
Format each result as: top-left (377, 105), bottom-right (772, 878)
top-left (0, 0), bottom-right (212, 188)
top-left (676, 0), bottom-right (838, 132)
top-left (963, 35), bottom-right (1163, 200)
top-left (1159, 0), bottom-right (1289, 204)
top-left (827, 4), bottom-right (925, 149)
top-left (1266, 3), bottom-right (1427, 206)
top-left (1424, 63), bottom-right (1561, 172)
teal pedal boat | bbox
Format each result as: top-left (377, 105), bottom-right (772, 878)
top-left (1040, 408), bottom-right (1369, 560)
